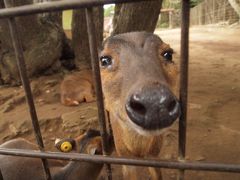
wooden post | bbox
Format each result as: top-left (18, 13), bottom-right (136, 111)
top-left (169, 11), bottom-right (173, 28)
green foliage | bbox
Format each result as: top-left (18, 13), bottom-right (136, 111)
top-left (162, 0), bottom-right (203, 9)
top-left (162, 0), bottom-right (181, 9)
top-left (62, 10), bottom-right (72, 30)
top-left (156, 22), bottom-right (169, 28)
top-left (104, 5), bottom-right (115, 17)
top-left (190, 0), bottom-right (203, 8)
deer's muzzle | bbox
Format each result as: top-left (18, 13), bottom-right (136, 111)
top-left (125, 84), bottom-right (180, 130)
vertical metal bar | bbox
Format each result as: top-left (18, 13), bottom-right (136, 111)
top-left (0, 169), bottom-right (3, 180)
top-left (85, 7), bottom-right (112, 180)
top-left (7, 18), bottom-right (52, 180)
top-left (3, 2), bottom-right (52, 180)
top-left (178, 0), bottom-right (190, 180)
top-left (106, 110), bottom-right (113, 139)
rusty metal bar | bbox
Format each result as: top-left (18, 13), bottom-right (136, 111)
top-left (0, 0), bottom-right (238, 178)
top-left (0, 0), bottom-right (154, 19)
top-left (85, 7), bottom-right (112, 180)
top-left (5, 18), bottom-right (52, 180)
top-left (0, 148), bottom-right (240, 173)
top-left (3, 1), bottom-right (52, 180)
top-left (178, 0), bottom-right (190, 180)
top-left (0, 169), bottom-right (3, 180)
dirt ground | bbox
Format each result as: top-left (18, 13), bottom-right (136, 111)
top-left (0, 26), bottom-right (240, 180)
top-left (156, 26), bottom-right (240, 180)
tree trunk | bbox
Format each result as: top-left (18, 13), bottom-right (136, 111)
top-left (72, 7), bottom-right (103, 70)
top-left (33, 0), bottom-right (62, 26)
top-left (0, 0), bottom-right (64, 85)
top-left (228, 0), bottom-right (240, 18)
top-left (112, 0), bottom-right (163, 35)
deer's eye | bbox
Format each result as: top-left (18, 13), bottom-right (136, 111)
top-left (163, 51), bottom-right (173, 62)
top-left (100, 56), bottom-right (112, 67)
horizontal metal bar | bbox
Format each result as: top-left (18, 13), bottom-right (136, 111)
top-left (0, 0), bottom-right (154, 19)
top-left (0, 148), bottom-right (240, 173)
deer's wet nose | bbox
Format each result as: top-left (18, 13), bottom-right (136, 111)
top-left (125, 85), bottom-right (180, 130)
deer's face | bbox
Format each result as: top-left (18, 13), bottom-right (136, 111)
top-left (100, 32), bottom-right (180, 135)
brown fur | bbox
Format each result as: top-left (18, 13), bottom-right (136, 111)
top-left (0, 130), bottom-right (103, 180)
top-left (100, 32), bottom-right (179, 180)
top-left (60, 69), bottom-right (95, 106)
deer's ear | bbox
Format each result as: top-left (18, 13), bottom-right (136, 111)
top-left (88, 145), bottom-right (102, 155)
top-left (86, 137), bottom-right (102, 155)
top-left (89, 147), bottom-right (98, 155)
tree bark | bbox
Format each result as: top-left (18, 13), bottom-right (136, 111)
top-left (33, 0), bottom-right (62, 26)
top-left (112, 0), bottom-right (163, 35)
top-left (72, 7), bottom-right (103, 70)
top-left (0, 0), bottom-right (64, 85)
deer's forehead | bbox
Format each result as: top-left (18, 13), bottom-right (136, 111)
top-left (102, 40), bottom-right (159, 58)
top-left (102, 38), bottom-right (129, 53)
top-left (103, 33), bottom-right (164, 52)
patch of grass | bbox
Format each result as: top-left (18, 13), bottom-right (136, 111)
top-left (63, 10), bottom-right (72, 30)
top-left (104, 5), bottom-right (114, 17)
top-left (62, 5), bottom-right (116, 30)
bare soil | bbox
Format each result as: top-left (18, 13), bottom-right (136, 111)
top-left (0, 26), bottom-right (240, 180)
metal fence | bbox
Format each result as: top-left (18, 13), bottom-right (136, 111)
top-left (0, 0), bottom-right (239, 180)
top-left (190, 0), bottom-right (239, 26)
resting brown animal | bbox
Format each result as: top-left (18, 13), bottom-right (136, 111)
top-left (0, 129), bottom-right (103, 180)
top-left (99, 32), bottom-right (180, 179)
top-left (60, 69), bottom-right (95, 106)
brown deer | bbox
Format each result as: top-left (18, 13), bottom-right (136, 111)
top-left (0, 129), bottom-right (104, 180)
top-left (99, 32), bottom-right (180, 179)
top-left (60, 69), bottom-right (95, 106)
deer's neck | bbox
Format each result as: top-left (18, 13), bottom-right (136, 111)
top-left (110, 112), bottom-right (162, 157)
